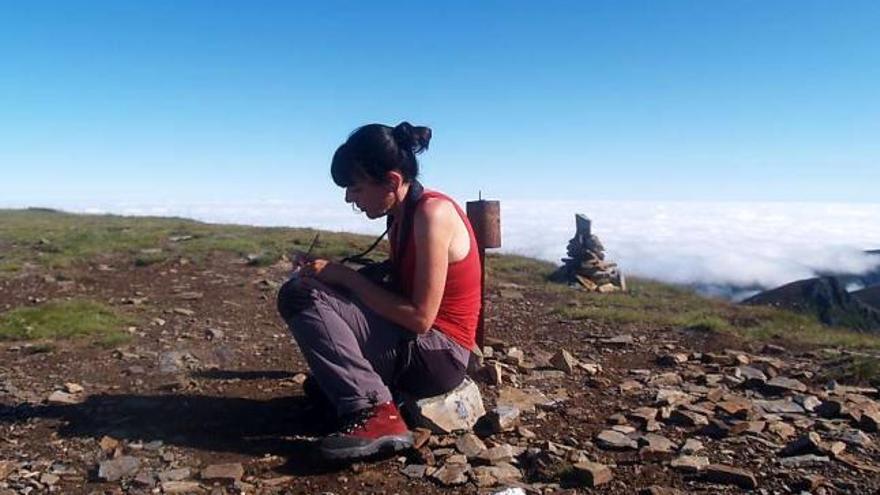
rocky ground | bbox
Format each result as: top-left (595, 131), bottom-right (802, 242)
top-left (1, 251), bottom-right (880, 494)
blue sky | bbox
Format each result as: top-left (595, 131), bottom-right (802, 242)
top-left (2, 1), bottom-right (879, 204)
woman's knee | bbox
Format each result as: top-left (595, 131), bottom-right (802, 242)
top-left (277, 278), bottom-right (317, 322)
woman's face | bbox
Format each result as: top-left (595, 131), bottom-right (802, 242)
top-left (345, 179), bottom-right (394, 219)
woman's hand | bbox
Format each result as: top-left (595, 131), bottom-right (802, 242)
top-left (300, 259), bottom-right (355, 287)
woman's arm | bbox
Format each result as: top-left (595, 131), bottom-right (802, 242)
top-left (305, 198), bottom-right (454, 334)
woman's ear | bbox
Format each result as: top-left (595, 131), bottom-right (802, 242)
top-left (385, 171), bottom-right (404, 191)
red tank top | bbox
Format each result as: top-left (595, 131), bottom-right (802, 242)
top-left (389, 190), bottom-right (482, 350)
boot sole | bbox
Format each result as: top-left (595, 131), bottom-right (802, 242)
top-left (320, 432), bottom-right (414, 460)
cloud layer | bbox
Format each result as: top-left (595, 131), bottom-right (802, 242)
top-left (501, 200), bottom-right (880, 291)
top-left (6, 198), bottom-right (880, 293)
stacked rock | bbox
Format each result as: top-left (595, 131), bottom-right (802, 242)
top-left (552, 214), bottom-right (625, 293)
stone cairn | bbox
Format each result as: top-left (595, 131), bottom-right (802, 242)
top-left (552, 214), bottom-right (625, 293)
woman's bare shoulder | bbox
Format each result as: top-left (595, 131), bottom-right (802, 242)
top-left (416, 196), bottom-right (457, 223)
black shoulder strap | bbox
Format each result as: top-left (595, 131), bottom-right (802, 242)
top-left (389, 179), bottom-right (424, 250)
top-left (389, 180), bottom-right (424, 288)
top-left (340, 180), bottom-right (424, 267)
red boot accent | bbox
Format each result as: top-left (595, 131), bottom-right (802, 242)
top-left (320, 402), bottom-right (413, 460)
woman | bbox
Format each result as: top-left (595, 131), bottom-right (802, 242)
top-left (277, 122), bottom-right (482, 460)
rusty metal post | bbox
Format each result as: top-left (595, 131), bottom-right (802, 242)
top-left (466, 196), bottom-right (501, 349)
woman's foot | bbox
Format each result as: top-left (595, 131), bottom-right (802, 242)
top-left (320, 401), bottom-right (413, 460)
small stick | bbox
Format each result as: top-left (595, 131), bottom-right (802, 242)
top-left (304, 233), bottom-right (320, 259)
top-left (291, 233), bottom-right (320, 268)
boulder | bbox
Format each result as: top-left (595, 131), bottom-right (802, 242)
top-left (409, 378), bottom-right (485, 433)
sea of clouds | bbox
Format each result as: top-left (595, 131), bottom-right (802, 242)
top-left (5, 198), bottom-right (880, 297)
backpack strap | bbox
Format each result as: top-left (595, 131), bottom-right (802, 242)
top-left (388, 180), bottom-right (424, 290)
top-left (339, 180), bottom-right (424, 292)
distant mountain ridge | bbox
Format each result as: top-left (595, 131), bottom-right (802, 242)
top-left (853, 285), bottom-right (880, 310)
top-left (816, 249), bottom-right (880, 290)
top-left (740, 249), bottom-right (880, 332)
top-left (691, 250), bottom-right (880, 302)
top-left (743, 276), bottom-right (880, 331)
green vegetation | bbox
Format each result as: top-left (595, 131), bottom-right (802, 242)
top-left (486, 253), bottom-right (557, 286)
top-left (3, 208), bottom-right (880, 361)
top-left (550, 276), bottom-right (880, 351)
top-left (819, 354), bottom-right (880, 387)
top-left (486, 256), bottom-right (880, 354)
top-left (0, 299), bottom-right (132, 346)
top-left (0, 208), bottom-right (385, 273)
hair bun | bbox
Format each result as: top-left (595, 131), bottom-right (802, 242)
top-left (393, 121), bottom-right (432, 155)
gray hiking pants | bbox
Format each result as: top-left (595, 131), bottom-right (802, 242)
top-left (277, 277), bottom-right (470, 416)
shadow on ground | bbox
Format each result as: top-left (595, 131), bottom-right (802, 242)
top-left (191, 370), bottom-right (299, 381)
top-left (0, 385), bottom-right (344, 476)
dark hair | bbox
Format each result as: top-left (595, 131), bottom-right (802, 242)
top-left (331, 122), bottom-right (432, 187)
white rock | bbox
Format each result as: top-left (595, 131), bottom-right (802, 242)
top-left (63, 382), bottom-right (84, 394)
top-left (47, 391), bottom-right (81, 405)
top-left (488, 405), bottom-right (521, 433)
top-left (408, 378), bottom-right (485, 433)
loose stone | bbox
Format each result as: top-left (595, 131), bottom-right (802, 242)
top-left (571, 461), bottom-right (613, 487)
top-left (550, 349), bottom-right (578, 374)
top-left (670, 455), bottom-right (709, 473)
top-left (595, 430), bottom-right (638, 450)
top-left (429, 463), bottom-right (470, 486)
top-left (201, 463), bottom-right (244, 482)
top-left (98, 456), bottom-right (141, 482)
top-left (455, 433), bottom-right (486, 458)
top-left (702, 464), bottom-right (758, 489)
top-left (488, 405), bottom-right (521, 433)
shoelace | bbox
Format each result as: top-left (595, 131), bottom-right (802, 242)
top-left (337, 407), bottom-right (378, 434)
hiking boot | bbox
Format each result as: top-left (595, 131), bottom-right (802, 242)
top-left (319, 401), bottom-right (413, 460)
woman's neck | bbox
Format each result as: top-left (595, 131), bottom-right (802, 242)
top-left (389, 181), bottom-right (411, 220)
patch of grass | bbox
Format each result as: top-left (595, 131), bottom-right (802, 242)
top-left (0, 299), bottom-right (132, 345)
top-left (487, 253), bottom-right (556, 285)
top-left (95, 331), bottom-right (133, 348)
top-left (730, 304), bottom-right (880, 350)
top-left (21, 342), bottom-right (56, 354)
top-left (819, 355), bottom-right (880, 387)
top-left (0, 209), bottom-right (385, 273)
top-left (673, 312), bottom-right (732, 333)
top-left (556, 305), bottom-right (660, 326)
top-left (550, 276), bottom-right (880, 353)
top-left (845, 356), bottom-right (880, 386)
top-left (0, 262), bottom-right (20, 273)
top-left (552, 277), bottom-right (720, 327)
top-left (133, 251), bottom-right (168, 266)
